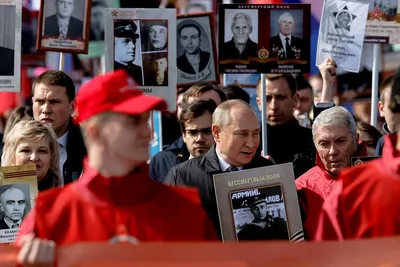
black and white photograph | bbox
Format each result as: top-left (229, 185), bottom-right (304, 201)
top-left (177, 13), bottom-right (218, 86)
top-left (182, 0), bottom-right (212, 14)
top-left (140, 20), bottom-right (168, 52)
top-left (113, 19), bottom-right (144, 86)
top-left (231, 185), bottom-right (289, 241)
top-left (37, 0), bottom-right (92, 53)
top-left (0, 1), bottom-right (21, 92)
top-left (105, 8), bottom-right (177, 111)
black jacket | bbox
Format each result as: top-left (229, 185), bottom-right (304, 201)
top-left (164, 145), bottom-right (274, 238)
top-left (270, 35), bottom-right (306, 60)
top-left (0, 46), bottom-right (14, 76)
top-left (219, 38), bottom-right (259, 61)
top-left (114, 61), bottom-right (143, 86)
top-left (177, 50), bottom-right (210, 74)
top-left (44, 15), bottom-right (83, 40)
top-left (150, 137), bottom-right (189, 183)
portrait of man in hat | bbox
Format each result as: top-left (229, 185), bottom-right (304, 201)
top-left (143, 52), bottom-right (168, 86)
top-left (237, 194), bottom-right (289, 241)
top-left (114, 19), bottom-right (143, 86)
top-left (141, 20), bottom-right (168, 52)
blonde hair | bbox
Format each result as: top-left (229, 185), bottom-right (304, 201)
top-left (1, 120), bottom-right (61, 186)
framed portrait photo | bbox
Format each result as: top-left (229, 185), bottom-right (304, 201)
top-left (177, 12), bottom-right (218, 87)
top-left (36, 0), bottom-right (93, 54)
top-left (0, 0), bottom-right (22, 92)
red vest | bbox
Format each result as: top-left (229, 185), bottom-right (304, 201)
top-left (16, 164), bottom-right (217, 245)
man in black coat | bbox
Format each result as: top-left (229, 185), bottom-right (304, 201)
top-left (43, 0), bottom-right (83, 40)
top-left (0, 46), bottom-right (14, 76)
top-left (164, 100), bottom-right (274, 237)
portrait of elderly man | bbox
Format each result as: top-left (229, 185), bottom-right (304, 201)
top-left (177, 21), bottom-right (210, 75)
top-left (220, 12), bottom-right (258, 61)
top-left (270, 11), bottom-right (305, 60)
top-left (43, 0), bottom-right (84, 40)
top-left (114, 20), bottom-right (143, 86)
top-left (0, 186), bottom-right (27, 230)
top-left (142, 21), bottom-right (168, 52)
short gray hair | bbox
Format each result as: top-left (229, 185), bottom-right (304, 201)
top-left (231, 13), bottom-right (253, 32)
top-left (278, 12), bottom-right (294, 24)
top-left (312, 106), bottom-right (357, 141)
top-left (212, 99), bottom-right (255, 129)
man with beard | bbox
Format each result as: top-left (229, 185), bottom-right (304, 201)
top-left (177, 22), bottom-right (210, 75)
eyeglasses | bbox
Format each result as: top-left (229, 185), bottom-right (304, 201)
top-left (185, 127), bottom-right (212, 139)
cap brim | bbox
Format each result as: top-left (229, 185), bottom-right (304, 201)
top-left (112, 93), bottom-right (168, 115)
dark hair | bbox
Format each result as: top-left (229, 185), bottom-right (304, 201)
top-left (295, 74), bottom-right (312, 91)
top-left (179, 99), bottom-right (217, 132)
top-left (178, 23), bottom-right (201, 37)
top-left (182, 83), bottom-right (227, 109)
top-left (32, 70), bottom-right (75, 101)
top-left (356, 121), bottom-right (382, 148)
top-left (3, 106), bottom-right (33, 142)
top-left (221, 84), bottom-right (250, 104)
top-left (256, 74), bottom-right (297, 97)
top-left (379, 74), bottom-right (394, 103)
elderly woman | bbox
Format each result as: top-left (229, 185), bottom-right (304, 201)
top-left (1, 120), bottom-right (60, 191)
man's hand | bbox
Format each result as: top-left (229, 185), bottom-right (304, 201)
top-left (318, 58), bottom-right (337, 84)
top-left (17, 234), bottom-right (56, 267)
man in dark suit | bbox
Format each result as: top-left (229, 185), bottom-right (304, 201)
top-left (114, 20), bottom-right (143, 86)
top-left (164, 100), bottom-right (274, 238)
top-left (270, 12), bottom-right (305, 61)
top-left (0, 186), bottom-right (27, 230)
top-left (43, 0), bottom-right (83, 40)
top-left (0, 46), bottom-right (14, 76)
top-left (177, 22), bottom-right (210, 75)
top-left (220, 12), bottom-right (259, 61)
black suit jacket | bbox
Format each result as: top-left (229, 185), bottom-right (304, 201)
top-left (219, 38), bottom-right (258, 61)
top-left (114, 61), bottom-right (143, 86)
top-left (164, 145), bottom-right (274, 238)
top-left (270, 35), bottom-right (305, 60)
top-left (0, 218), bottom-right (10, 230)
top-left (44, 14), bottom-right (84, 40)
top-left (177, 50), bottom-right (210, 74)
top-left (0, 46), bottom-right (14, 76)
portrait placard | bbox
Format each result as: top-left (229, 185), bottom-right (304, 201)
top-left (105, 8), bottom-right (177, 111)
top-left (213, 162), bottom-right (303, 242)
top-left (351, 156), bottom-right (380, 166)
top-left (218, 4), bottom-right (311, 74)
top-left (0, 164), bottom-right (38, 244)
top-left (180, 0), bottom-right (213, 14)
top-left (177, 12), bottom-right (218, 87)
top-left (0, 0), bottom-right (22, 92)
top-left (36, 0), bottom-right (92, 54)
top-left (365, 0), bottom-right (400, 43)
top-left (316, 0), bottom-right (369, 73)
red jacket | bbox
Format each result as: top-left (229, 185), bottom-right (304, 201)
top-left (315, 134), bottom-right (400, 240)
top-left (16, 163), bottom-right (217, 245)
top-left (296, 142), bottom-right (367, 240)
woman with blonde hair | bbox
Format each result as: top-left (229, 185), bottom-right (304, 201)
top-left (1, 120), bottom-right (61, 191)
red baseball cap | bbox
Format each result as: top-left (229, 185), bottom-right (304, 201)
top-left (76, 70), bottom-right (167, 123)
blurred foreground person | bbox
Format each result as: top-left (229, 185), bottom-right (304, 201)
top-left (16, 70), bottom-right (217, 266)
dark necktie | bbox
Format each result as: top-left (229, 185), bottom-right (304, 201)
top-left (227, 165), bottom-right (239, 172)
top-left (12, 223), bottom-right (19, 228)
top-left (285, 37), bottom-right (291, 59)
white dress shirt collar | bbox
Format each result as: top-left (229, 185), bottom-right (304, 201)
top-left (215, 149), bottom-right (243, 171)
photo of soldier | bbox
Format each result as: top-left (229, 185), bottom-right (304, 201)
top-left (143, 52), bottom-right (168, 86)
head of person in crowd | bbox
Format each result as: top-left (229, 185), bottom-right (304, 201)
top-left (312, 107), bottom-right (359, 176)
top-left (181, 83), bottom-right (227, 110)
top-left (356, 120), bottom-right (382, 156)
top-left (231, 13), bottom-right (253, 46)
top-left (147, 21), bottom-right (167, 51)
top-left (32, 70), bottom-right (76, 138)
top-left (212, 100), bottom-right (260, 167)
top-left (1, 121), bottom-right (61, 190)
top-left (278, 12), bottom-right (295, 37)
top-left (3, 106), bottom-right (33, 143)
top-left (114, 20), bottom-right (139, 66)
top-left (248, 195), bottom-right (268, 222)
top-left (378, 74), bottom-right (400, 133)
top-left (294, 74), bottom-right (313, 115)
top-left (176, 87), bottom-right (189, 120)
top-left (256, 74), bottom-right (299, 126)
top-left (178, 23), bottom-right (202, 56)
top-left (0, 186), bottom-right (27, 225)
top-left (56, 0), bottom-right (75, 20)
top-left (221, 84), bottom-right (250, 104)
top-left (309, 73), bottom-right (323, 99)
top-left (77, 70), bottom-right (167, 176)
top-left (180, 99), bottom-right (216, 159)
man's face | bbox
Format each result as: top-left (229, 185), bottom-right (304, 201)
top-left (91, 6), bottom-right (104, 31)
top-left (149, 25), bottom-right (167, 50)
top-left (213, 107), bottom-right (260, 166)
top-left (0, 188), bottom-right (26, 222)
top-left (257, 77), bottom-right (299, 126)
top-left (380, 88), bottom-right (400, 132)
top-left (315, 125), bottom-right (357, 175)
top-left (250, 202), bottom-right (267, 221)
top-left (32, 84), bottom-right (75, 138)
top-left (232, 17), bottom-right (251, 45)
top-left (152, 57), bottom-right (168, 75)
top-left (278, 15), bottom-right (294, 36)
top-left (115, 37), bottom-right (136, 64)
top-left (183, 112), bottom-right (214, 158)
top-left (296, 88), bottom-right (313, 114)
top-left (57, 0), bottom-right (74, 19)
top-left (179, 27), bottom-right (201, 55)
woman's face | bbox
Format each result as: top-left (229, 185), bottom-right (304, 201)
top-left (15, 139), bottom-right (51, 181)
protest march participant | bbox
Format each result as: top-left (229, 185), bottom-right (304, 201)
top-left (296, 106), bottom-right (366, 240)
top-left (164, 100), bottom-right (274, 238)
top-left (16, 70), bottom-right (217, 266)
